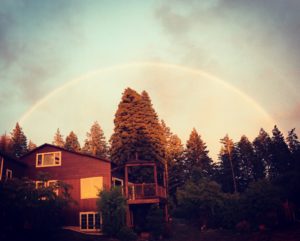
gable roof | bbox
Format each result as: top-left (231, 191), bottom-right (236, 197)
top-left (20, 143), bottom-right (111, 164)
top-left (0, 151), bottom-right (27, 167)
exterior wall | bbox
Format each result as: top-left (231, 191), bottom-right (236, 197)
top-left (20, 145), bottom-right (111, 228)
top-left (0, 154), bottom-right (26, 181)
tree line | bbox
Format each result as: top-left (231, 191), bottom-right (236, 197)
top-left (1, 87), bottom-right (300, 230)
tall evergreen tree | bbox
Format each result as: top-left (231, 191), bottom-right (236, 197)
top-left (64, 131), bottom-right (81, 152)
top-left (52, 128), bottom-right (65, 147)
top-left (252, 128), bottom-right (270, 180)
top-left (11, 123), bottom-right (28, 158)
top-left (269, 125), bottom-right (291, 179)
top-left (218, 134), bottom-right (238, 193)
top-left (82, 121), bottom-right (108, 158)
top-left (110, 88), bottom-right (165, 165)
top-left (236, 135), bottom-right (255, 192)
top-left (27, 140), bottom-right (37, 151)
top-left (286, 128), bottom-right (300, 170)
top-left (0, 133), bottom-right (12, 155)
top-left (161, 120), bottom-right (185, 200)
top-left (184, 128), bottom-right (213, 180)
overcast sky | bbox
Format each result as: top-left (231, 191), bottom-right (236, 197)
top-left (1, 0), bottom-right (300, 159)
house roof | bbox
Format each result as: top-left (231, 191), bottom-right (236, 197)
top-left (20, 143), bottom-right (111, 164)
top-left (0, 151), bottom-right (27, 167)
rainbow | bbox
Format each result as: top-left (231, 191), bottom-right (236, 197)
top-left (19, 62), bottom-right (275, 125)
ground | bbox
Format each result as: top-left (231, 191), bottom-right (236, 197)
top-left (1, 220), bottom-right (300, 241)
top-left (164, 219), bottom-right (300, 241)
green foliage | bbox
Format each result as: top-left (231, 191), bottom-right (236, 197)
top-left (117, 226), bottom-right (138, 241)
top-left (242, 180), bottom-right (281, 227)
top-left (64, 131), bottom-right (81, 152)
top-left (269, 125), bottom-right (291, 179)
top-left (177, 177), bottom-right (225, 227)
top-left (110, 88), bottom-right (166, 165)
top-left (0, 177), bottom-right (72, 231)
top-left (97, 187), bottom-right (127, 237)
top-left (184, 128), bottom-right (213, 180)
top-left (82, 121), bottom-right (108, 158)
top-left (11, 122), bottom-right (28, 158)
top-left (146, 205), bottom-right (164, 240)
top-left (52, 128), bottom-right (65, 147)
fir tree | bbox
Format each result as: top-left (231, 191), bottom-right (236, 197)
top-left (110, 88), bottom-right (165, 165)
top-left (236, 135), bottom-right (255, 192)
top-left (64, 131), bottom-right (81, 152)
top-left (252, 128), bottom-right (270, 180)
top-left (218, 134), bottom-right (238, 193)
top-left (184, 128), bottom-right (213, 180)
top-left (161, 120), bottom-right (185, 201)
top-left (27, 140), bottom-right (37, 151)
top-left (286, 128), bottom-right (300, 170)
top-left (0, 133), bottom-right (12, 155)
top-left (52, 128), bottom-right (65, 147)
top-left (269, 125), bottom-right (291, 179)
top-left (82, 121), bottom-right (108, 158)
top-left (11, 123), bottom-right (28, 158)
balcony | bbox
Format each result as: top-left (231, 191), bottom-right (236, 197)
top-left (127, 183), bottom-right (166, 203)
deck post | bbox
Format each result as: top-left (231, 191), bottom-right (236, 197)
top-left (154, 163), bottom-right (158, 196)
top-left (125, 164), bottom-right (128, 197)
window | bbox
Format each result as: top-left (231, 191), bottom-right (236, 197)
top-left (112, 177), bottom-right (124, 187)
top-left (80, 176), bottom-right (103, 199)
top-left (36, 152), bottom-right (61, 167)
top-left (36, 180), bottom-right (59, 196)
top-left (5, 169), bottom-right (12, 181)
top-left (80, 212), bottom-right (102, 231)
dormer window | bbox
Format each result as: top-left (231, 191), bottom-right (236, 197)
top-left (36, 152), bottom-right (61, 167)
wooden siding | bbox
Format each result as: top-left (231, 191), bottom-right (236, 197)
top-left (20, 145), bottom-right (111, 227)
top-left (0, 154), bottom-right (26, 180)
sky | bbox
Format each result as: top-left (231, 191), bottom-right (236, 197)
top-left (1, 0), bottom-right (300, 160)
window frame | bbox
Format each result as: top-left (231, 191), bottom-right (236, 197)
top-left (35, 180), bottom-right (59, 196)
top-left (36, 151), bottom-right (62, 167)
top-left (79, 212), bottom-right (102, 231)
top-left (5, 169), bottom-right (12, 181)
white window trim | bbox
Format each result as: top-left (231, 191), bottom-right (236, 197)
top-left (36, 151), bottom-right (62, 168)
top-left (112, 177), bottom-right (124, 187)
top-left (5, 169), bottom-right (12, 181)
top-left (79, 211), bottom-right (102, 231)
top-left (35, 180), bottom-right (59, 196)
top-left (0, 157), bottom-right (3, 181)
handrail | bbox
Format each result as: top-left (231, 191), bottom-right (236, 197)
top-left (127, 183), bottom-right (166, 200)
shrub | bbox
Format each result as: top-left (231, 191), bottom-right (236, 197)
top-left (117, 226), bottom-right (138, 241)
top-left (97, 187), bottom-right (127, 237)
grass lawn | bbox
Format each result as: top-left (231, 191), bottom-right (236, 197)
top-left (0, 229), bottom-right (117, 241)
top-left (165, 219), bottom-right (300, 241)
top-left (2, 220), bottom-right (300, 241)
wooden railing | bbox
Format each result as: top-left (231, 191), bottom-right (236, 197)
top-left (127, 183), bottom-right (166, 200)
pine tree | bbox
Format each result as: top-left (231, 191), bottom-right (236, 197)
top-left (286, 128), bottom-right (300, 170)
top-left (11, 123), bottom-right (28, 158)
top-left (253, 128), bottom-right (270, 180)
top-left (110, 88), bottom-right (165, 165)
top-left (184, 128), bottom-right (213, 180)
top-left (236, 135), bottom-right (255, 192)
top-left (27, 140), bottom-right (37, 151)
top-left (82, 121), bottom-right (108, 158)
top-left (218, 134), bottom-right (238, 193)
top-left (161, 120), bottom-right (185, 200)
top-left (64, 131), bottom-right (81, 152)
top-left (0, 133), bottom-right (12, 155)
top-left (269, 125), bottom-right (291, 179)
top-left (52, 128), bottom-right (65, 147)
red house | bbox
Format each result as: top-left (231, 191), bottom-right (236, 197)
top-left (20, 143), bottom-right (111, 232)
top-left (0, 151), bottom-right (26, 181)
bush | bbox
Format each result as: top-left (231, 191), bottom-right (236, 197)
top-left (146, 205), bottom-right (165, 240)
top-left (97, 187), bottom-right (127, 237)
top-left (117, 226), bottom-right (138, 241)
